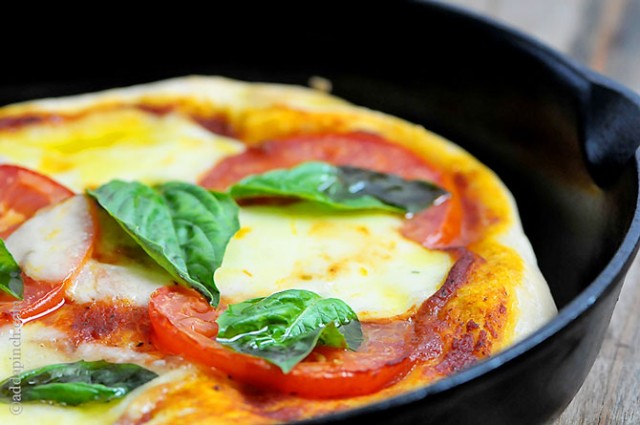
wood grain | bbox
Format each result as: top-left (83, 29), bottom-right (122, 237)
top-left (442, 1), bottom-right (640, 423)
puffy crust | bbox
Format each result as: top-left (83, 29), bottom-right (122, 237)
top-left (0, 76), bottom-right (349, 116)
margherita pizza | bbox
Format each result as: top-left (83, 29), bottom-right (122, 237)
top-left (0, 76), bottom-right (556, 424)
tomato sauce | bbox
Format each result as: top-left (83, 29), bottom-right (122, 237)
top-left (412, 250), bottom-right (485, 374)
top-left (191, 115), bottom-right (235, 138)
top-left (133, 103), bottom-right (236, 137)
top-left (0, 114), bottom-right (59, 131)
top-left (41, 300), bottom-right (155, 353)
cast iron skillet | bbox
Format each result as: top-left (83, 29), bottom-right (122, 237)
top-left (2, 2), bottom-right (640, 424)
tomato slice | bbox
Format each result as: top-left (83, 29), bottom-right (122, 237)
top-left (0, 164), bottom-right (74, 238)
top-left (401, 172), bottom-right (466, 249)
top-left (199, 131), bottom-right (440, 191)
top-left (0, 165), bottom-right (78, 324)
top-left (149, 286), bottom-right (415, 398)
top-left (0, 276), bottom-right (67, 324)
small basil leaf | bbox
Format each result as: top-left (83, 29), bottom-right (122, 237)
top-left (229, 161), bottom-right (447, 214)
top-left (0, 239), bottom-right (23, 300)
top-left (0, 360), bottom-right (157, 406)
top-left (216, 289), bottom-right (362, 373)
top-left (89, 180), bottom-right (239, 307)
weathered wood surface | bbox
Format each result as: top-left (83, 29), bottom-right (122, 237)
top-left (445, 0), bottom-right (640, 423)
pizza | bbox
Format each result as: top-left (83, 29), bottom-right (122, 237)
top-left (0, 76), bottom-right (556, 424)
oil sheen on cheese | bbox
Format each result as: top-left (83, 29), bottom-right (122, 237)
top-left (0, 108), bottom-right (244, 191)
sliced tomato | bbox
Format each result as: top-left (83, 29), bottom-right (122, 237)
top-left (0, 164), bottom-right (74, 238)
top-left (198, 131), bottom-right (441, 191)
top-left (149, 286), bottom-right (414, 398)
top-left (402, 172), bottom-right (465, 249)
top-left (0, 196), bottom-right (96, 324)
top-left (0, 275), bottom-right (70, 325)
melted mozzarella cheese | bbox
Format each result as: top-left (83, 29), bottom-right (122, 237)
top-left (0, 109), bottom-right (244, 191)
top-left (5, 196), bottom-right (93, 282)
top-left (216, 204), bottom-right (454, 320)
top-left (64, 206), bottom-right (174, 306)
top-left (66, 260), bottom-right (171, 306)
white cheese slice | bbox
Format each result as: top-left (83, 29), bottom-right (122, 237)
top-left (5, 196), bottom-right (94, 283)
top-left (216, 204), bottom-right (454, 320)
top-left (65, 260), bottom-right (171, 306)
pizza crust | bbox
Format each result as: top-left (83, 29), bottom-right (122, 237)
top-left (0, 76), bottom-right (349, 116)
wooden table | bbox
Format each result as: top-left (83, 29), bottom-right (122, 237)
top-left (445, 1), bottom-right (640, 423)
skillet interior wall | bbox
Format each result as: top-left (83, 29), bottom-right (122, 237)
top-left (1, 1), bottom-right (635, 310)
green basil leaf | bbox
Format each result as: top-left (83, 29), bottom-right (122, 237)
top-left (229, 161), bottom-right (447, 214)
top-left (0, 360), bottom-right (157, 406)
top-left (338, 165), bottom-right (447, 213)
top-left (0, 239), bottom-right (23, 300)
top-left (216, 289), bottom-right (362, 373)
top-left (89, 180), bottom-right (239, 307)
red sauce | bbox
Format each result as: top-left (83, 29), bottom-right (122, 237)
top-left (0, 114), bottom-right (62, 131)
top-left (133, 103), bottom-right (235, 137)
top-left (192, 115), bottom-right (235, 138)
top-left (134, 103), bottom-right (175, 116)
top-left (41, 300), bottom-right (155, 353)
top-left (411, 249), bottom-right (510, 375)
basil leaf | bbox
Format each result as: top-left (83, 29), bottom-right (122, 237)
top-left (0, 360), bottom-right (157, 406)
top-left (0, 239), bottom-right (22, 300)
top-left (229, 161), bottom-right (447, 214)
top-left (89, 181), bottom-right (239, 307)
top-left (338, 165), bottom-right (447, 213)
top-left (216, 289), bottom-right (363, 373)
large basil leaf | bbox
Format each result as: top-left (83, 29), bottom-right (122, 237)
top-left (0, 239), bottom-right (22, 300)
top-left (216, 289), bottom-right (362, 373)
top-left (89, 181), bottom-right (239, 307)
top-left (229, 161), bottom-right (447, 214)
top-left (0, 360), bottom-right (157, 406)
